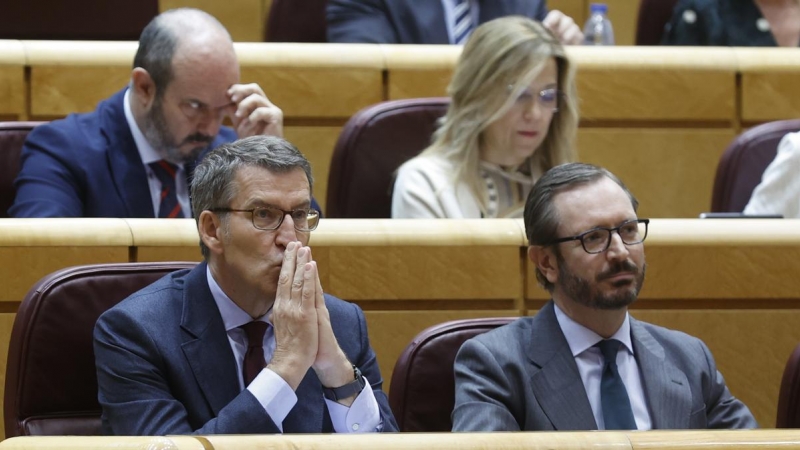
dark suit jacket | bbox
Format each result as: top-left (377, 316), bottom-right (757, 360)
top-left (661, 0), bottom-right (786, 46)
top-left (9, 88), bottom-right (237, 218)
top-left (94, 262), bottom-right (397, 435)
top-left (453, 301), bottom-right (757, 431)
top-left (327, 0), bottom-right (548, 44)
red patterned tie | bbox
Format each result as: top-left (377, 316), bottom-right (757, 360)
top-left (240, 321), bottom-right (268, 386)
top-left (148, 160), bottom-right (184, 218)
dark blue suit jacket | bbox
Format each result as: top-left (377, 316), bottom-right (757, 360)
top-left (93, 262), bottom-right (397, 435)
top-left (327, 0), bottom-right (548, 44)
top-left (9, 88), bottom-right (237, 218)
top-left (8, 89), bottom-right (319, 218)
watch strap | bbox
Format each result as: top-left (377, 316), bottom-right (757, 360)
top-left (322, 365), bottom-right (366, 401)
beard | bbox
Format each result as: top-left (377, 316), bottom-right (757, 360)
top-left (557, 255), bottom-right (646, 310)
top-left (142, 96), bottom-right (214, 165)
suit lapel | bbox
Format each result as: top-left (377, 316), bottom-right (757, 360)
top-left (478, 0), bottom-right (536, 22)
top-left (102, 88), bottom-right (156, 218)
top-left (631, 319), bottom-right (691, 429)
top-left (527, 302), bottom-right (598, 430)
top-left (179, 262), bottom-right (241, 417)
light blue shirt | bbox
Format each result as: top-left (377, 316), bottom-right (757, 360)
top-left (206, 266), bottom-right (381, 432)
top-left (441, 0), bottom-right (480, 44)
top-left (553, 303), bottom-right (653, 430)
top-left (122, 89), bottom-right (190, 218)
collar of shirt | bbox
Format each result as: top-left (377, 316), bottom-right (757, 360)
top-left (123, 88), bottom-right (185, 169)
top-left (206, 265), bottom-right (272, 332)
top-left (553, 302), bottom-right (634, 358)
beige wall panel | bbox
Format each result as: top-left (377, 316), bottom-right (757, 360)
top-left (639, 245), bottom-right (800, 300)
top-left (604, 0), bottom-right (639, 45)
top-left (576, 70), bottom-right (734, 121)
top-left (0, 40), bottom-right (26, 118)
top-left (741, 73), bottom-right (800, 122)
top-left (383, 45), bottom-right (460, 100)
top-left (202, 431), bottom-right (633, 450)
top-left (0, 248), bottom-right (130, 303)
top-left (283, 126), bottom-right (343, 210)
top-left (388, 69), bottom-right (453, 100)
top-left (30, 67), bottom-right (131, 117)
top-left (364, 310), bottom-right (519, 396)
top-left (630, 309), bottom-right (800, 428)
top-left (323, 246), bottom-right (521, 300)
top-left (160, 0), bottom-right (265, 42)
top-left (0, 313), bottom-right (16, 441)
top-left (135, 247), bottom-right (203, 263)
top-left (577, 128), bottom-right (735, 218)
top-left (0, 67), bottom-right (24, 118)
top-left (241, 67), bottom-right (383, 118)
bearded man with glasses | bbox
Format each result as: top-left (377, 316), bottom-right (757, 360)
top-left (453, 162), bottom-right (756, 432)
top-left (94, 135), bottom-right (397, 435)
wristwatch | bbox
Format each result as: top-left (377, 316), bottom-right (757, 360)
top-left (322, 365), bottom-right (367, 401)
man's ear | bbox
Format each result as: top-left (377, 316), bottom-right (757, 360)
top-left (199, 210), bottom-right (225, 256)
top-left (130, 68), bottom-right (157, 109)
top-left (528, 245), bottom-right (559, 285)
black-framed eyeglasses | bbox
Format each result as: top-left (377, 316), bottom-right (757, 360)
top-left (209, 206), bottom-right (320, 232)
top-left (509, 85), bottom-right (565, 113)
top-left (543, 219), bottom-right (650, 254)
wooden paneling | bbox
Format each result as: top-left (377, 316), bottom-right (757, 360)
top-left (284, 125), bottom-right (343, 210)
top-left (237, 44), bottom-right (384, 119)
top-left (0, 40), bottom-right (25, 118)
top-left (24, 41), bottom-right (136, 117)
top-left (571, 47), bottom-right (737, 121)
top-left (0, 219), bottom-right (132, 302)
top-left (160, 0), bottom-right (265, 42)
top-left (577, 128), bottom-right (736, 218)
top-left (736, 48), bottom-right (800, 123)
top-left (382, 45), bottom-right (459, 100)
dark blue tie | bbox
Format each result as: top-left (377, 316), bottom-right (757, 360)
top-left (148, 160), bottom-right (184, 218)
top-left (596, 339), bottom-right (637, 430)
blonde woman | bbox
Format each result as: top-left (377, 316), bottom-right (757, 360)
top-left (391, 16), bottom-right (578, 219)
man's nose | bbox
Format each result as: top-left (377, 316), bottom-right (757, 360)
top-left (605, 231), bottom-right (630, 261)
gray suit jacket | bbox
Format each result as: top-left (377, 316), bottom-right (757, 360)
top-left (452, 301), bottom-right (757, 431)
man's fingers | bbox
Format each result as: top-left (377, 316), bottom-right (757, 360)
top-left (228, 83), bottom-right (267, 104)
top-left (291, 246), bottom-right (309, 303)
top-left (276, 241), bottom-right (298, 303)
top-left (302, 260), bottom-right (317, 310)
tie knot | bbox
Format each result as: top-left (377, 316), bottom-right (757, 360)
top-left (596, 339), bottom-right (623, 363)
top-left (240, 321), bottom-right (268, 349)
top-left (148, 160), bottom-right (179, 183)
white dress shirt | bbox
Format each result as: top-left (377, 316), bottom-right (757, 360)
top-left (553, 303), bottom-right (652, 430)
top-left (206, 266), bottom-right (381, 432)
top-left (122, 89), bottom-right (191, 218)
top-left (441, 0), bottom-right (480, 44)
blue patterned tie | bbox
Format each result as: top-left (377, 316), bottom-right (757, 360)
top-left (596, 339), bottom-right (638, 430)
top-left (148, 160), bottom-right (184, 218)
top-left (453, 0), bottom-right (473, 45)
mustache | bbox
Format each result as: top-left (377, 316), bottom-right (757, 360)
top-left (596, 260), bottom-right (639, 282)
top-left (180, 133), bottom-right (214, 146)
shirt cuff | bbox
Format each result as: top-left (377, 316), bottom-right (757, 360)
top-left (325, 376), bottom-right (382, 433)
top-left (247, 368), bottom-right (298, 432)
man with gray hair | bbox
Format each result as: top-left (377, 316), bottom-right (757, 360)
top-left (453, 162), bottom-right (756, 431)
top-left (10, 8), bottom-right (323, 218)
top-left (94, 135), bottom-right (396, 434)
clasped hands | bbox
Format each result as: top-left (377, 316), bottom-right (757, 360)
top-left (267, 241), bottom-right (358, 406)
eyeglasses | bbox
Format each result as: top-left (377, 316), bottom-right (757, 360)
top-left (544, 219), bottom-right (650, 254)
top-left (210, 206), bottom-right (320, 232)
top-left (179, 100), bottom-right (235, 122)
top-left (510, 86), bottom-right (564, 113)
